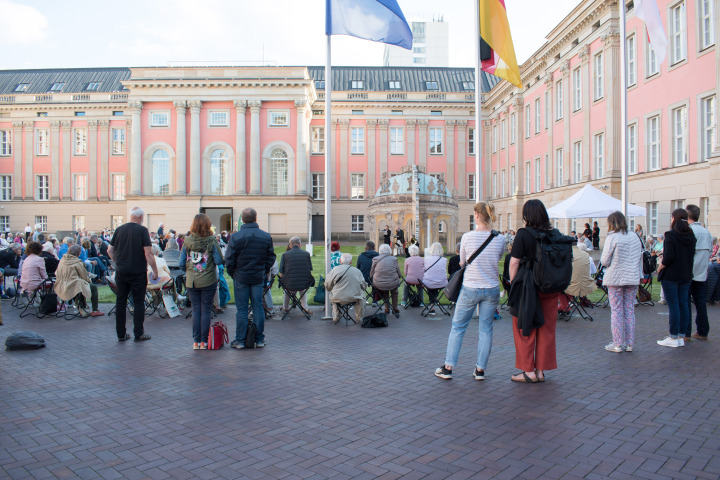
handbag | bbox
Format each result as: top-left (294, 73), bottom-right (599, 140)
top-left (444, 231), bottom-right (498, 302)
top-left (39, 292), bottom-right (58, 315)
top-left (207, 321), bottom-right (228, 349)
top-left (245, 319), bottom-right (258, 349)
top-left (361, 312), bottom-right (388, 328)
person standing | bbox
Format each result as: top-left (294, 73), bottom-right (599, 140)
top-left (108, 207), bottom-right (158, 342)
top-left (382, 225), bottom-right (392, 245)
top-left (179, 214), bottom-right (223, 350)
top-left (157, 223), bottom-right (165, 238)
top-left (592, 221), bottom-right (600, 250)
top-left (657, 209), bottom-right (696, 348)
top-left (225, 208), bottom-right (275, 349)
top-left (435, 202), bottom-right (505, 381)
top-left (600, 212), bottom-right (643, 353)
top-left (686, 204), bottom-right (711, 340)
top-left (24, 223), bottom-right (32, 242)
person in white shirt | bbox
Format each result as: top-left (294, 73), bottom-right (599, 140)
top-left (686, 205), bottom-right (711, 340)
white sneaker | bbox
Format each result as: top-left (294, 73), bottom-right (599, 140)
top-left (678, 337), bottom-right (685, 347)
top-left (605, 343), bottom-right (622, 353)
top-left (624, 345), bottom-right (633, 352)
top-left (657, 336), bottom-right (681, 348)
top-left (659, 299), bottom-right (667, 305)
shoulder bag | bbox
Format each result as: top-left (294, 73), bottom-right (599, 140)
top-left (444, 231), bottom-right (498, 302)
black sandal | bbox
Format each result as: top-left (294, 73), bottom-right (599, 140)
top-left (511, 371), bottom-right (538, 383)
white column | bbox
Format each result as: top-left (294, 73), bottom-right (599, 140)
top-left (174, 101), bottom-right (187, 195)
top-left (50, 121), bottom-right (60, 200)
top-left (61, 121), bottom-right (71, 199)
top-left (233, 100), bottom-right (247, 194)
top-left (12, 122), bottom-right (22, 199)
top-left (88, 120), bottom-right (98, 200)
top-left (249, 101), bottom-right (261, 194)
top-left (189, 100), bottom-right (202, 195)
top-left (24, 122), bottom-right (33, 200)
top-left (99, 120), bottom-right (109, 200)
top-left (295, 99), bottom-right (308, 195)
top-left (129, 101), bottom-right (143, 195)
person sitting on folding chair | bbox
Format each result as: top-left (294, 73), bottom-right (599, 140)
top-left (422, 242), bottom-right (449, 315)
top-left (558, 240), bottom-right (597, 319)
top-left (401, 244), bottom-right (424, 307)
top-left (325, 253), bottom-right (366, 324)
top-left (19, 242), bottom-right (48, 298)
top-left (279, 236), bottom-right (314, 314)
top-left (147, 244), bottom-right (184, 304)
top-left (55, 244), bottom-right (103, 317)
top-left (369, 244), bottom-right (402, 315)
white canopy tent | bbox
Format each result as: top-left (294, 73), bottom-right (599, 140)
top-left (546, 184), bottom-right (646, 219)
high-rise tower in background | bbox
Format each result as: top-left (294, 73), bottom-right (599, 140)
top-left (383, 18), bottom-right (449, 67)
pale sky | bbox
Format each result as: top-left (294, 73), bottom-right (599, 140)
top-left (0, 0), bottom-right (581, 70)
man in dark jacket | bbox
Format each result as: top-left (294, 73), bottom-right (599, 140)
top-left (279, 236), bottom-right (314, 313)
top-left (356, 241), bottom-right (379, 284)
top-left (225, 208), bottom-right (275, 349)
top-left (0, 244), bottom-right (22, 277)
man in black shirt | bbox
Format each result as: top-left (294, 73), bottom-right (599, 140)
top-left (109, 207), bottom-right (158, 342)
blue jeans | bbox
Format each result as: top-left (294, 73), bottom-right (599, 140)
top-left (188, 283), bottom-right (217, 343)
top-left (217, 266), bottom-right (230, 308)
top-left (662, 280), bottom-right (691, 338)
top-left (234, 282), bottom-right (265, 343)
top-left (444, 285), bottom-right (500, 371)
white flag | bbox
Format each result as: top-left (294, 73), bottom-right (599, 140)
top-left (636, 0), bottom-right (668, 65)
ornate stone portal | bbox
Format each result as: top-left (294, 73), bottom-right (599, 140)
top-left (368, 166), bottom-right (459, 254)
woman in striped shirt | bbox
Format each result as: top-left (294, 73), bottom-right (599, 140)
top-left (435, 202), bottom-right (506, 381)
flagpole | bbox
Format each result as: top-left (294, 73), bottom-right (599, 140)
top-left (323, 34), bottom-right (332, 319)
top-left (619, 3), bottom-right (628, 216)
top-left (474, 0), bottom-right (482, 203)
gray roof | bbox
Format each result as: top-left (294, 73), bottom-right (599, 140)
top-left (307, 66), bottom-right (499, 93)
top-left (0, 68), bottom-right (131, 95)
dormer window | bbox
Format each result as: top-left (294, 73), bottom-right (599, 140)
top-left (15, 83), bottom-right (29, 92)
top-left (462, 82), bottom-right (474, 91)
top-left (315, 80), bottom-right (325, 89)
top-left (86, 82), bottom-right (101, 91)
top-left (351, 80), bottom-right (364, 89)
top-left (388, 81), bottom-right (401, 90)
top-left (49, 82), bottom-right (64, 92)
top-left (425, 81), bottom-right (439, 90)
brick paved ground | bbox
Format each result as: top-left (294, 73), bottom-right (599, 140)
top-left (1, 298), bottom-right (719, 480)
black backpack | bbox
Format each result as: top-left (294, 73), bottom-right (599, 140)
top-left (642, 250), bottom-right (657, 275)
top-left (526, 228), bottom-right (574, 294)
top-left (5, 331), bottom-right (46, 350)
top-left (39, 292), bottom-right (58, 315)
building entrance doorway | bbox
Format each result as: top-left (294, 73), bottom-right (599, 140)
top-left (312, 215), bottom-right (324, 242)
top-left (201, 207), bottom-right (234, 232)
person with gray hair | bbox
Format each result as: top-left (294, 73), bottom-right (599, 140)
top-left (325, 252), bottom-right (367, 323)
top-left (370, 243), bottom-right (402, 314)
top-left (55, 244), bottom-right (103, 318)
top-left (402, 244), bottom-right (423, 307)
top-left (278, 235), bottom-right (313, 313)
top-left (58, 237), bottom-right (75, 259)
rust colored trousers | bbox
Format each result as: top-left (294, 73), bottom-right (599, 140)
top-left (512, 292), bottom-right (559, 372)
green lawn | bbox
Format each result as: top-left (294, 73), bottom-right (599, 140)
top-left (97, 246), bottom-right (665, 305)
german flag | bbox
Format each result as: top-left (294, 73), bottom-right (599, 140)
top-left (479, 0), bottom-right (522, 88)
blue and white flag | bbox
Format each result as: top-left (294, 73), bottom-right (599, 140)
top-left (326, 0), bottom-right (413, 50)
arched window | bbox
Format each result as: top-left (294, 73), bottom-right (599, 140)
top-left (152, 150), bottom-right (170, 196)
top-left (210, 149), bottom-right (227, 195)
top-left (271, 148), bottom-right (288, 195)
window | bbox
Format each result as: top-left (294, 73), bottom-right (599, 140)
top-left (151, 150), bottom-right (170, 196)
top-left (429, 128), bottom-right (443, 154)
top-left (535, 98), bottom-right (541, 133)
top-left (430, 110), bottom-right (442, 116)
top-left (351, 215), bottom-right (364, 232)
top-left (37, 112), bottom-right (47, 117)
top-left (34, 129), bottom-right (48, 156)
top-left (0, 130), bottom-right (11, 156)
top-left (462, 82), bottom-right (475, 90)
top-left (270, 148), bottom-right (289, 195)
top-left (112, 128), bottom-right (125, 155)
top-left (351, 127), bottom-right (364, 154)
top-left (390, 127), bottom-right (404, 155)
top-left (525, 105), bottom-right (531, 138)
top-left (210, 150), bottom-right (228, 195)
top-left (469, 214), bottom-right (475, 231)
top-left (311, 127), bottom-right (325, 154)
top-left (351, 80), bottom-right (364, 89)
top-left (628, 124), bottom-right (637, 174)
top-left (672, 199), bottom-right (685, 211)
top-left (468, 128), bottom-right (475, 155)
top-left (86, 82), bottom-right (101, 91)
top-left (535, 158), bottom-right (541, 192)
top-left (525, 162), bottom-right (532, 194)
top-left (352, 110), bottom-right (364, 115)
top-left (510, 165), bottom-right (516, 195)
top-left (699, 0), bottom-right (715, 50)
top-left (413, 58), bottom-right (426, 65)
top-left (555, 148), bottom-right (564, 186)
top-left (0, 216), bottom-right (8, 232)
top-left (594, 134), bottom-right (605, 179)
top-left (501, 119), bottom-right (506, 149)
top-left (112, 174), bottom-right (125, 201)
top-left (413, 21), bottom-right (426, 42)
top-left (388, 81), bottom-right (401, 89)
top-left (425, 81), bottom-right (439, 90)
top-left (113, 111), bottom-right (124, 116)
top-left (492, 126), bottom-right (497, 153)
top-left (510, 112), bottom-right (516, 144)
top-left (573, 142), bottom-right (582, 183)
top-left (150, 111), bottom-right (169, 127)
top-left (269, 111), bottom-right (288, 127)
top-left (594, 53), bottom-right (604, 100)
top-left (74, 112), bottom-right (85, 117)
top-left (646, 39), bottom-right (660, 77)
top-left (701, 96), bottom-right (716, 162)
top-left (209, 111), bottom-right (229, 127)
top-left (111, 216), bottom-right (123, 230)
top-left (350, 173), bottom-right (365, 200)
top-left (672, 106), bottom-right (687, 166)
top-left (74, 128), bottom-right (87, 156)
top-left (573, 68), bottom-right (582, 111)
top-left (74, 174), bottom-right (87, 201)
top-left (73, 216), bottom-right (85, 231)
top-left (35, 216), bottom-right (47, 232)
top-left (501, 170), bottom-right (506, 197)
top-left (49, 82), bottom-right (64, 92)
top-left (312, 173), bottom-right (324, 200)
top-left (15, 83), bottom-right (29, 92)
top-left (647, 115), bottom-right (661, 170)
top-left (391, 110), bottom-right (403, 115)
top-left (315, 80), bottom-right (325, 89)
top-left (468, 174), bottom-right (476, 200)
top-left (670, 2), bottom-right (687, 64)
top-left (555, 80), bottom-right (563, 120)
top-left (36, 175), bottom-right (49, 201)
top-left (492, 172), bottom-right (497, 198)
top-left (626, 35), bottom-right (637, 87)
top-left (0, 175), bottom-right (11, 200)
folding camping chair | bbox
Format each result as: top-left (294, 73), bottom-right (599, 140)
top-left (146, 278), bottom-right (176, 318)
top-left (402, 277), bottom-right (425, 310)
top-left (280, 278), bottom-right (313, 320)
top-left (558, 293), bottom-right (593, 322)
top-left (593, 263), bottom-right (609, 307)
top-left (637, 275), bottom-right (654, 306)
top-left (371, 286), bottom-right (400, 318)
top-left (333, 302), bottom-right (355, 325)
top-left (262, 275), bottom-right (276, 318)
top-left (18, 278), bottom-right (55, 318)
top-left (56, 292), bottom-right (85, 320)
top-left (418, 279), bottom-right (450, 317)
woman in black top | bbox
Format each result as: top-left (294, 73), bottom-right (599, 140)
top-left (447, 242), bottom-right (461, 278)
top-left (656, 208), bottom-right (696, 348)
top-left (583, 223), bottom-right (592, 239)
top-left (507, 200), bottom-right (560, 383)
top-left (592, 222), bottom-right (600, 250)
